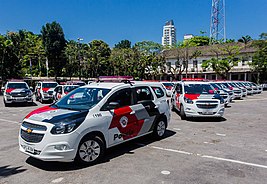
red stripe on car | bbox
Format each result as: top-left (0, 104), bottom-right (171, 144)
top-left (109, 106), bottom-right (144, 140)
top-left (42, 88), bottom-right (50, 92)
top-left (25, 106), bottom-right (57, 119)
top-left (184, 94), bottom-right (200, 100)
top-left (6, 88), bottom-right (15, 93)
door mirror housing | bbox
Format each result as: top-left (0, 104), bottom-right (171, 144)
top-left (106, 102), bottom-right (120, 110)
top-left (1, 87), bottom-right (5, 92)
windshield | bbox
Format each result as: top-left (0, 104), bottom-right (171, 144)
top-left (162, 83), bottom-right (173, 87)
top-left (184, 84), bottom-right (214, 94)
top-left (7, 83), bottom-right (28, 89)
top-left (43, 83), bottom-right (58, 88)
top-left (54, 87), bottom-right (110, 110)
top-left (64, 86), bottom-right (79, 93)
top-left (210, 83), bottom-right (222, 90)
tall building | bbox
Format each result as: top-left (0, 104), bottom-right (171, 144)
top-left (162, 20), bottom-right (176, 46)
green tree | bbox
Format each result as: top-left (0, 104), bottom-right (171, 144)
top-left (88, 40), bottom-right (111, 77)
top-left (41, 21), bottom-right (67, 79)
top-left (182, 36), bottom-right (210, 47)
top-left (202, 44), bottom-right (241, 79)
top-left (250, 35), bottom-right (267, 82)
top-left (114, 40), bottom-right (131, 49)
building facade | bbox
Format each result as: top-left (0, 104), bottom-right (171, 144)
top-left (162, 20), bottom-right (176, 46)
top-left (162, 42), bottom-right (259, 82)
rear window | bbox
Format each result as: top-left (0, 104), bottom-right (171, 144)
top-left (152, 86), bottom-right (165, 98)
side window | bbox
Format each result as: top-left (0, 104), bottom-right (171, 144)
top-left (58, 87), bottom-right (62, 94)
top-left (152, 86), bottom-right (164, 98)
top-left (103, 89), bottom-right (133, 110)
top-left (176, 84), bottom-right (181, 93)
top-left (135, 87), bottom-right (154, 102)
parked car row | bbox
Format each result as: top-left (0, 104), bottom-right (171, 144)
top-left (170, 79), bottom-right (263, 120)
top-left (1, 77), bottom-right (264, 165)
top-left (1, 80), bottom-right (85, 106)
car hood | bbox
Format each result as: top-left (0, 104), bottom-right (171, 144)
top-left (6, 88), bottom-right (31, 93)
top-left (185, 94), bottom-right (221, 100)
top-left (25, 105), bottom-right (88, 124)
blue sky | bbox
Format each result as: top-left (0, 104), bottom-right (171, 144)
top-left (0, 0), bottom-right (266, 47)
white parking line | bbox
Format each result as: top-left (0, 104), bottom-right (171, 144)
top-left (173, 128), bottom-right (181, 131)
top-left (161, 170), bottom-right (170, 175)
top-left (216, 133), bottom-right (226, 137)
top-left (0, 118), bottom-right (20, 125)
top-left (150, 146), bottom-right (267, 169)
top-left (204, 142), bottom-right (214, 145)
top-left (52, 177), bottom-right (64, 183)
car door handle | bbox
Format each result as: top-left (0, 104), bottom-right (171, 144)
top-left (130, 111), bottom-right (136, 115)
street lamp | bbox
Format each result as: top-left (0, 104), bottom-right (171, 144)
top-left (77, 38), bottom-right (83, 80)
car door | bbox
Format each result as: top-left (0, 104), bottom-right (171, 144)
top-left (175, 84), bottom-right (182, 110)
top-left (103, 88), bottom-right (145, 146)
top-left (134, 86), bottom-right (160, 134)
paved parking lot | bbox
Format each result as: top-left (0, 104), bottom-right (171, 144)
top-left (0, 93), bottom-right (267, 184)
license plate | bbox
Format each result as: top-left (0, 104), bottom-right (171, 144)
top-left (25, 145), bottom-right (35, 153)
top-left (202, 111), bottom-right (213, 115)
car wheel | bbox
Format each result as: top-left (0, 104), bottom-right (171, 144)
top-left (180, 104), bottom-right (186, 120)
top-left (75, 135), bottom-right (105, 165)
top-left (171, 101), bottom-right (175, 111)
top-left (153, 118), bottom-right (167, 139)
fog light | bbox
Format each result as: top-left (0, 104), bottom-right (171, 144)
top-left (54, 145), bottom-right (67, 150)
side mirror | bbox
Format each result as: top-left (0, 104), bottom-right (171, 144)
top-left (1, 87), bottom-right (5, 92)
top-left (106, 102), bottom-right (120, 110)
top-left (30, 86), bottom-right (33, 91)
top-left (37, 86), bottom-right (41, 89)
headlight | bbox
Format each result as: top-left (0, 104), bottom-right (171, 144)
top-left (184, 97), bottom-right (193, 104)
top-left (50, 117), bottom-right (83, 134)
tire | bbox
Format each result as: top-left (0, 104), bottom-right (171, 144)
top-left (180, 104), bottom-right (186, 120)
top-left (153, 118), bottom-right (167, 139)
top-left (75, 135), bottom-right (105, 165)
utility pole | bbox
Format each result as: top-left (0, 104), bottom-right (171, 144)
top-left (77, 38), bottom-right (83, 80)
top-left (210, 0), bottom-right (226, 43)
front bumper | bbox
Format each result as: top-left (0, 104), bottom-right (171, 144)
top-left (184, 104), bottom-right (224, 118)
top-left (5, 96), bottom-right (33, 103)
top-left (19, 120), bottom-right (80, 162)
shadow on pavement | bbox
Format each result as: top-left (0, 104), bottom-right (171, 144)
top-left (0, 165), bottom-right (27, 178)
top-left (186, 117), bottom-right (227, 122)
top-left (5, 102), bottom-right (38, 107)
top-left (26, 130), bottom-right (176, 171)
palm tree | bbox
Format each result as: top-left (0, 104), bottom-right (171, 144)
top-left (238, 35), bottom-right (253, 48)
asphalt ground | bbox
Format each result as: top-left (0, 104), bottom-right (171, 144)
top-left (0, 93), bottom-right (267, 184)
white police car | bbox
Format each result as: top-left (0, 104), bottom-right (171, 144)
top-left (171, 79), bottom-right (225, 120)
top-left (19, 81), bottom-right (170, 164)
top-left (2, 81), bottom-right (33, 106)
top-left (35, 81), bottom-right (58, 103)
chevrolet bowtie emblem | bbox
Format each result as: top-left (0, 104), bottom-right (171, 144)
top-left (26, 128), bottom-right (33, 133)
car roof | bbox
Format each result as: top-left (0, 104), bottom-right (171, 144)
top-left (83, 82), bottom-right (165, 89)
top-left (84, 82), bottom-right (128, 89)
top-left (7, 81), bottom-right (27, 83)
top-left (183, 81), bottom-right (210, 84)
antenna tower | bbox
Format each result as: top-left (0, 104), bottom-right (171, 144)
top-left (210, 0), bottom-right (226, 43)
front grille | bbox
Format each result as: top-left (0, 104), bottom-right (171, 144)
top-left (48, 91), bottom-right (53, 95)
top-left (234, 90), bottom-right (241, 94)
top-left (21, 129), bottom-right (44, 143)
top-left (22, 121), bottom-right (47, 131)
top-left (229, 92), bottom-right (233, 95)
top-left (221, 95), bottom-right (228, 99)
top-left (197, 104), bottom-right (218, 109)
top-left (11, 92), bottom-right (27, 97)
